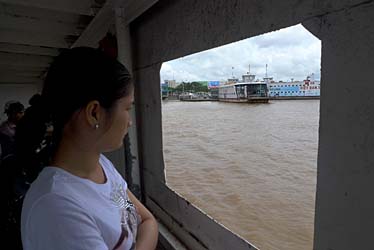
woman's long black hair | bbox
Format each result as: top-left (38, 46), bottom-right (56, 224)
top-left (15, 47), bottom-right (133, 180)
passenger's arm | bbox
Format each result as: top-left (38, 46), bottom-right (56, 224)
top-left (127, 190), bottom-right (158, 250)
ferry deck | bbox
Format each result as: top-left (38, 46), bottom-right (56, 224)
top-left (0, 0), bottom-right (374, 249)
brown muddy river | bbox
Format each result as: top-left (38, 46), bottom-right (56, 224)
top-left (162, 100), bottom-right (319, 250)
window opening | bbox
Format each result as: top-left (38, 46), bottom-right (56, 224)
top-left (160, 24), bottom-right (321, 250)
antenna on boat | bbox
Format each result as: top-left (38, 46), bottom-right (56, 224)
top-left (266, 64), bottom-right (268, 78)
top-left (232, 66), bottom-right (234, 77)
top-left (248, 64), bottom-right (250, 74)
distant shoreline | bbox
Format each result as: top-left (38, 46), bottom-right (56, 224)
top-left (162, 96), bottom-right (321, 101)
top-left (269, 96), bottom-right (320, 100)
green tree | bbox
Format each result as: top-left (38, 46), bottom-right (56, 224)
top-left (168, 87), bottom-right (176, 94)
top-left (175, 81), bottom-right (208, 93)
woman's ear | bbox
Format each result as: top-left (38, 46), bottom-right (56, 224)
top-left (85, 100), bottom-right (101, 129)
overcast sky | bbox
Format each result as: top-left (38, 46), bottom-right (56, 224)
top-left (160, 24), bottom-right (321, 83)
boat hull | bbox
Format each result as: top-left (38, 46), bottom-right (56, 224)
top-left (218, 97), bottom-right (269, 103)
top-left (269, 96), bottom-right (319, 100)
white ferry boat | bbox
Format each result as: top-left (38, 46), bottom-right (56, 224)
top-left (268, 74), bottom-right (320, 99)
top-left (218, 72), bottom-right (269, 103)
top-left (218, 82), bottom-right (269, 103)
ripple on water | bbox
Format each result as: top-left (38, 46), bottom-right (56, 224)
top-left (162, 100), bottom-right (319, 250)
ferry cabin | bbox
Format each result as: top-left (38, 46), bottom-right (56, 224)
top-left (218, 82), bottom-right (269, 103)
top-left (268, 80), bottom-right (321, 98)
top-left (1, 0), bottom-right (374, 250)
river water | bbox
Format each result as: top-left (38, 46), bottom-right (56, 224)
top-left (161, 100), bottom-right (319, 250)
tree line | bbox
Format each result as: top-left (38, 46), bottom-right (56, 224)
top-left (169, 82), bottom-right (209, 94)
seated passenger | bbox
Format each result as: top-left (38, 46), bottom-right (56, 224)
top-left (0, 101), bottom-right (24, 161)
top-left (19, 47), bottom-right (158, 250)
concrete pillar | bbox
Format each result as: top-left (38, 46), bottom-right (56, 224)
top-left (314, 3), bottom-right (374, 249)
top-left (133, 63), bottom-right (166, 186)
top-left (113, 7), bottom-right (142, 199)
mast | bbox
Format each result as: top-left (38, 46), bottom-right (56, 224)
top-left (266, 64), bottom-right (268, 78)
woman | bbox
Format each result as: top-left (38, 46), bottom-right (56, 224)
top-left (19, 47), bottom-right (158, 250)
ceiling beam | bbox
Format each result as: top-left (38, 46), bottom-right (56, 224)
top-left (72, 3), bottom-right (115, 48)
top-left (0, 83), bottom-right (38, 87)
top-left (0, 64), bottom-right (48, 72)
top-left (0, 75), bottom-right (41, 84)
top-left (0, 0), bottom-right (100, 16)
top-left (0, 14), bottom-right (85, 36)
top-left (0, 43), bottom-right (60, 56)
top-left (0, 2), bottom-right (92, 26)
top-left (0, 29), bottom-right (76, 48)
top-left (72, 0), bottom-right (159, 48)
top-left (0, 51), bottom-right (54, 67)
top-left (0, 70), bottom-right (42, 78)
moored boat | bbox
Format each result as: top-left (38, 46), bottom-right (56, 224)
top-left (218, 82), bottom-right (269, 103)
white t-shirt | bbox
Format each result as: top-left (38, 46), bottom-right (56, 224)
top-left (21, 155), bottom-right (140, 250)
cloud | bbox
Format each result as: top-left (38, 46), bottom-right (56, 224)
top-left (160, 24), bottom-right (321, 82)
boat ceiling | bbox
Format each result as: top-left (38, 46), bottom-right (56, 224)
top-left (0, 0), bottom-right (158, 86)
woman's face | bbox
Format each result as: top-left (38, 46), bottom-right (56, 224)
top-left (101, 89), bottom-right (134, 152)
